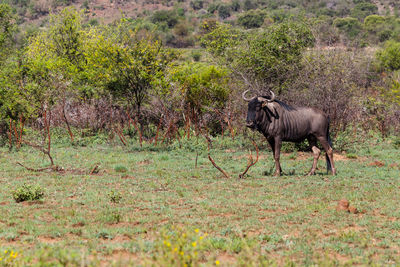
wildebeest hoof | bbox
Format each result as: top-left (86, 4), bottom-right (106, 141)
top-left (307, 171), bottom-right (316, 176)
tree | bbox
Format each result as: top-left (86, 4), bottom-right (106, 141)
top-left (24, 7), bottom-right (87, 142)
top-left (202, 21), bottom-right (314, 93)
top-left (84, 19), bottom-right (176, 126)
top-left (0, 4), bottom-right (16, 61)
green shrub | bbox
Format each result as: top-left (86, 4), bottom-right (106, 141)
top-left (190, 0), bottom-right (203, 10)
top-left (12, 184), bottom-right (44, 203)
top-left (114, 165), bottom-right (128, 173)
top-left (218, 4), bottom-right (231, 19)
top-left (149, 227), bottom-right (207, 266)
top-left (108, 190), bottom-right (122, 203)
top-left (376, 41), bottom-right (400, 71)
top-left (151, 10), bottom-right (179, 28)
top-left (237, 10), bottom-right (266, 29)
top-left (351, 2), bottom-right (378, 20)
top-left (333, 17), bottom-right (362, 39)
top-left (100, 209), bottom-right (122, 224)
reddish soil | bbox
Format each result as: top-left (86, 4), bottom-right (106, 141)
top-left (368, 161), bottom-right (385, 167)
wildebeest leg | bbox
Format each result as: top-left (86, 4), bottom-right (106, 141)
top-left (267, 138), bottom-right (282, 176)
top-left (317, 136), bottom-right (337, 175)
top-left (307, 136), bottom-right (320, 176)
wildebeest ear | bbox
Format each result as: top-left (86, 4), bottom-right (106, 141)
top-left (262, 102), bottom-right (278, 118)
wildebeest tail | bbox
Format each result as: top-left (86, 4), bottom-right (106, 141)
top-left (326, 118), bottom-right (332, 173)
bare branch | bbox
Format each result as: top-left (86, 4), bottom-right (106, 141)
top-left (205, 135), bottom-right (231, 179)
top-left (239, 139), bottom-right (259, 179)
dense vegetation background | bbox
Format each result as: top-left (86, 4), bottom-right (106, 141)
top-left (1, 1), bottom-right (400, 265)
top-left (0, 0), bottom-right (400, 149)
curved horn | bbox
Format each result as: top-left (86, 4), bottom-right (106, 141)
top-left (267, 90), bottom-right (275, 102)
top-left (242, 90), bottom-right (256, 102)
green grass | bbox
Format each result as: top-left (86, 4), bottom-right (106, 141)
top-left (0, 133), bottom-right (399, 266)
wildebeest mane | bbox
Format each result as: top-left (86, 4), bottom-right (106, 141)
top-left (261, 95), bottom-right (296, 111)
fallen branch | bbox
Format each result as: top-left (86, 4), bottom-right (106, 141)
top-left (90, 164), bottom-right (100, 175)
top-left (16, 162), bottom-right (63, 172)
top-left (205, 135), bottom-right (231, 179)
top-left (239, 139), bottom-right (259, 179)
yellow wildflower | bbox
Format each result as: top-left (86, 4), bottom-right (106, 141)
top-left (215, 260), bottom-right (220, 265)
top-left (173, 247), bottom-right (178, 252)
top-left (13, 252), bottom-right (18, 258)
top-left (199, 236), bottom-right (204, 240)
top-left (195, 229), bottom-right (199, 233)
top-left (192, 242), bottom-right (197, 247)
top-left (167, 242), bottom-right (171, 247)
top-left (180, 251), bottom-right (184, 256)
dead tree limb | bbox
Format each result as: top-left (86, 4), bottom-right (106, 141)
top-left (62, 100), bottom-right (74, 143)
top-left (205, 135), bottom-right (231, 179)
top-left (239, 140), bottom-right (259, 179)
top-left (126, 112), bottom-right (142, 147)
top-left (114, 127), bottom-right (127, 146)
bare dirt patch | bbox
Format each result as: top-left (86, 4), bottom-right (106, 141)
top-left (368, 161), bottom-right (385, 167)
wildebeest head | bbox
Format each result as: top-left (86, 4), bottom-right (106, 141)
top-left (242, 90), bottom-right (276, 129)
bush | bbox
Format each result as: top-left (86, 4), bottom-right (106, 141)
top-left (333, 17), bottom-right (362, 39)
top-left (151, 10), bottom-right (179, 28)
top-left (12, 184), bottom-right (45, 203)
top-left (218, 5), bottom-right (231, 19)
top-left (237, 10), bottom-right (266, 29)
top-left (351, 2), bottom-right (378, 20)
top-left (114, 165), bottom-right (128, 173)
top-left (190, 0), bottom-right (203, 10)
top-left (108, 190), bottom-right (122, 203)
top-left (376, 41), bottom-right (400, 71)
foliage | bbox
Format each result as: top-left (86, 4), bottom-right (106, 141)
top-left (333, 17), bottom-right (362, 40)
top-left (190, 0), bottom-right (203, 11)
top-left (218, 4), bottom-right (231, 19)
top-left (149, 227), bottom-right (207, 266)
top-left (11, 183), bottom-right (45, 202)
top-left (237, 9), bottom-right (267, 29)
top-left (0, 3), bottom-right (16, 60)
top-left (151, 10), bottom-right (179, 28)
top-left (108, 190), bottom-right (122, 203)
top-left (0, 249), bottom-right (20, 265)
top-left (203, 21), bottom-right (314, 93)
top-left (114, 165), bottom-right (128, 173)
top-left (168, 62), bottom-right (229, 113)
top-left (351, 2), bottom-right (378, 20)
top-left (376, 41), bottom-right (400, 71)
top-left (84, 18), bottom-right (177, 120)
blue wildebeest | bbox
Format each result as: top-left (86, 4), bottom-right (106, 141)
top-left (243, 90), bottom-right (336, 176)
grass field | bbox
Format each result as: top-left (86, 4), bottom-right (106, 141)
top-left (0, 132), bottom-right (399, 266)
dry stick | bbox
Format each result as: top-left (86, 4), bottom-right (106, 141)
top-left (154, 116), bottom-right (163, 146)
top-left (18, 116), bottom-right (24, 148)
top-left (62, 102), bottom-right (74, 143)
top-left (205, 135), bottom-right (231, 179)
top-left (8, 119), bottom-right (12, 150)
top-left (160, 120), bottom-right (173, 144)
top-left (239, 140), bottom-right (259, 179)
top-left (16, 162), bottom-right (54, 172)
top-left (126, 112), bottom-right (142, 147)
top-left (12, 121), bottom-right (20, 149)
top-left (114, 127), bottom-right (127, 146)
